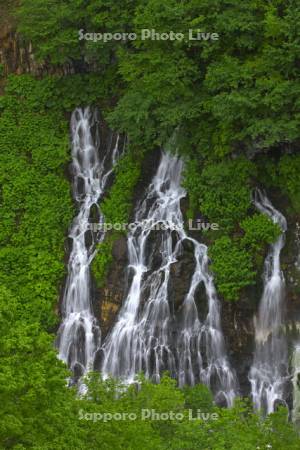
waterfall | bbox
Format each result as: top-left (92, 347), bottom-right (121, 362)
top-left (57, 107), bottom-right (120, 380)
top-left (292, 344), bottom-right (300, 425)
top-left (249, 189), bottom-right (289, 414)
top-left (101, 152), bottom-right (237, 406)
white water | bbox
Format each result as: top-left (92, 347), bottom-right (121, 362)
top-left (57, 107), bottom-right (120, 378)
top-left (249, 189), bottom-right (289, 414)
top-left (101, 152), bottom-right (237, 406)
top-left (292, 344), bottom-right (300, 425)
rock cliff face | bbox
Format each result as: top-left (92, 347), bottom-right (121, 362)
top-left (0, 24), bottom-right (74, 80)
top-left (94, 159), bottom-right (300, 397)
top-left (96, 235), bottom-right (128, 337)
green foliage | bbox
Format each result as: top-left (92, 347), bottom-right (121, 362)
top-left (0, 75), bottom-right (83, 448)
top-left (256, 153), bottom-right (300, 215)
top-left (184, 156), bottom-right (284, 300)
top-left (241, 213), bottom-right (281, 252)
top-left (278, 155), bottom-right (300, 213)
top-left (17, 0), bottom-right (87, 64)
top-left (209, 236), bottom-right (256, 301)
top-left (184, 157), bottom-right (254, 300)
top-left (17, 0), bottom-right (137, 107)
top-left (109, 0), bottom-right (300, 154)
top-left (101, 152), bottom-right (142, 225)
top-left (1, 2), bottom-right (299, 447)
top-left (208, 213), bottom-right (281, 301)
top-left (183, 158), bottom-right (204, 219)
top-left (0, 75), bottom-right (74, 328)
top-left (0, 286), bottom-right (84, 449)
top-left (0, 73), bottom-right (115, 114)
top-left (182, 383), bottom-right (213, 414)
top-left (184, 157), bottom-right (254, 232)
top-left (16, 0), bottom-right (300, 155)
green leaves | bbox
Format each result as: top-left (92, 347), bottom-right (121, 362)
top-left (0, 76), bottom-right (74, 328)
top-left (240, 213), bottom-right (281, 252)
top-left (209, 236), bottom-right (256, 301)
top-left (101, 153), bottom-right (141, 225)
top-left (184, 156), bottom-right (283, 301)
top-left (1, 2), bottom-right (299, 447)
top-left (278, 155), bottom-right (300, 212)
top-left (207, 213), bottom-right (281, 301)
top-left (0, 75), bottom-right (78, 447)
top-left (16, 0), bottom-right (300, 156)
top-left (184, 157), bottom-right (254, 232)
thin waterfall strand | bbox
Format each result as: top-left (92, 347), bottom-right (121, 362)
top-left (249, 189), bottom-right (289, 414)
top-left (292, 344), bottom-right (300, 425)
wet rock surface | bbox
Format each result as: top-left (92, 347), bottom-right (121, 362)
top-left (96, 194), bottom-right (300, 399)
top-left (96, 235), bottom-right (129, 338)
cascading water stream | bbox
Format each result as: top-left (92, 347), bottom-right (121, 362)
top-left (249, 189), bottom-right (289, 414)
top-left (57, 107), bottom-right (120, 379)
top-left (292, 344), bottom-right (300, 425)
top-left (101, 152), bottom-right (237, 406)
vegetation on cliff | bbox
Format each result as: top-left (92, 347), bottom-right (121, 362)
top-left (91, 152), bottom-right (142, 287)
top-left (0, 75), bottom-right (75, 447)
top-left (0, 0), bottom-right (300, 447)
top-left (16, 0), bottom-right (300, 300)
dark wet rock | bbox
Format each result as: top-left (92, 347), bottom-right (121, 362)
top-left (170, 253), bottom-right (195, 311)
top-left (93, 348), bottom-right (105, 372)
top-left (93, 234), bottom-right (129, 338)
top-left (221, 290), bottom-right (257, 397)
top-left (89, 203), bottom-right (100, 223)
top-left (112, 235), bottom-right (128, 262)
top-left (91, 162), bottom-right (300, 405)
top-left (84, 229), bottom-right (94, 249)
top-left (73, 362), bottom-right (85, 381)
